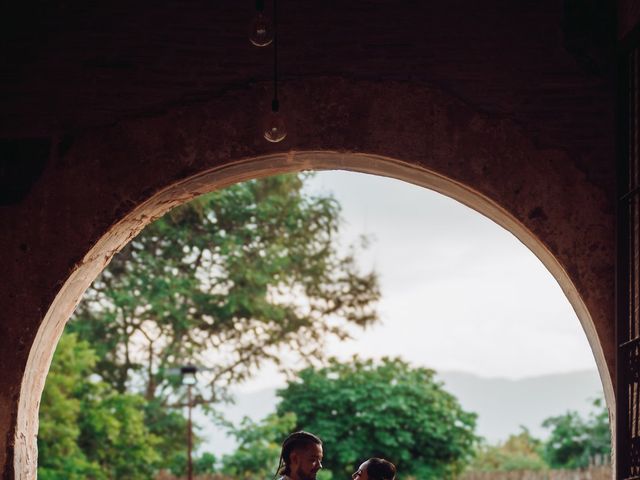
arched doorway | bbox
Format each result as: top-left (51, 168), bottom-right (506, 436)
top-left (15, 151), bottom-right (614, 478)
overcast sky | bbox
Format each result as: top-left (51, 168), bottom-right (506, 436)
top-left (235, 170), bottom-right (598, 392)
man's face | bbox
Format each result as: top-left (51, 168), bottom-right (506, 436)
top-left (290, 443), bottom-right (323, 480)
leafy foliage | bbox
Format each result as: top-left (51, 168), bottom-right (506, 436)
top-left (38, 333), bottom-right (103, 480)
top-left (469, 428), bottom-right (547, 472)
top-left (41, 173), bottom-right (379, 476)
top-left (165, 451), bottom-right (219, 477)
top-left (541, 398), bottom-right (611, 469)
top-left (276, 357), bottom-right (478, 480)
top-left (80, 393), bottom-right (162, 479)
top-left (195, 453), bottom-right (219, 475)
top-left (221, 412), bottom-right (298, 480)
top-left (69, 173), bottom-right (379, 407)
top-left (466, 397), bottom-right (612, 475)
top-left (143, 399), bottom-right (191, 473)
top-left (38, 332), bottom-right (162, 480)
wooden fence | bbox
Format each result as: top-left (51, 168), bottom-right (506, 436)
top-left (460, 466), bottom-right (612, 480)
top-left (156, 472), bottom-right (232, 480)
top-left (158, 466), bottom-right (613, 480)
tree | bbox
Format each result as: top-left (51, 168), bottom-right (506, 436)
top-left (195, 453), bottom-right (219, 475)
top-left (79, 391), bottom-right (162, 479)
top-left (143, 399), bottom-right (191, 473)
top-left (276, 357), bottom-right (478, 480)
top-left (39, 332), bottom-right (163, 480)
top-left (69, 173), bottom-right (380, 408)
top-left (221, 412), bottom-right (298, 480)
top-left (541, 397), bottom-right (611, 469)
top-left (38, 333), bottom-right (103, 480)
top-left (165, 451), bottom-right (219, 477)
top-left (469, 428), bottom-right (547, 472)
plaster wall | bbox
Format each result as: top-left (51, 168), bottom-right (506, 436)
top-left (0, 78), bottom-right (615, 478)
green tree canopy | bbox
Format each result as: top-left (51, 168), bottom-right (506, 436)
top-left (276, 357), bottom-right (478, 480)
top-left (469, 428), bottom-right (547, 472)
top-left (541, 398), bottom-right (611, 469)
top-left (69, 173), bottom-right (380, 407)
top-left (38, 333), bottom-right (102, 480)
top-left (221, 412), bottom-right (298, 480)
top-left (38, 332), bottom-right (162, 480)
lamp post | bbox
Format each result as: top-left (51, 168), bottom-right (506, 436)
top-left (180, 365), bottom-right (197, 480)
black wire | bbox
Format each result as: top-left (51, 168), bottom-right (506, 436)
top-left (272, 0), bottom-right (279, 112)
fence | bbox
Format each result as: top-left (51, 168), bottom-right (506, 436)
top-left (460, 466), bottom-right (612, 480)
top-left (156, 472), bottom-right (233, 480)
top-left (158, 467), bottom-right (613, 480)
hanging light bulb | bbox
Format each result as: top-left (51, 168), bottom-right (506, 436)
top-left (249, 13), bottom-right (273, 47)
top-left (262, 0), bottom-right (286, 142)
top-left (249, 0), bottom-right (273, 47)
top-left (264, 99), bottom-right (286, 142)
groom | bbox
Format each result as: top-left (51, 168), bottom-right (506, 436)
top-left (275, 431), bottom-right (323, 480)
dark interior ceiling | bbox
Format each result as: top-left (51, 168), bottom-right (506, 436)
top-left (0, 0), bottom-right (616, 196)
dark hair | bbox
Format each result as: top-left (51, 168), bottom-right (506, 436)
top-left (365, 458), bottom-right (396, 480)
top-left (275, 431), bottom-right (322, 478)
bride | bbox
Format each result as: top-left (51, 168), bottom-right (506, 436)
top-left (352, 458), bottom-right (396, 480)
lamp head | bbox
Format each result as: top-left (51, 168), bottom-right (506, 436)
top-left (180, 365), bottom-right (197, 385)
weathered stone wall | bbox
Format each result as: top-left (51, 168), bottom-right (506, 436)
top-left (1, 78), bottom-right (616, 478)
top-left (0, 1), bottom-right (618, 477)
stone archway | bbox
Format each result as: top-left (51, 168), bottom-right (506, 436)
top-left (2, 79), bottom-right (615, 478)
top-left (17, 153), bottom-right (614, 478)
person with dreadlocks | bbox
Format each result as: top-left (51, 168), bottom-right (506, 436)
top-left (274, 431), bottom-right (323, 480)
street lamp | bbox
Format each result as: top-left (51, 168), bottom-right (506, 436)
top-left (180, 365), bottom-right (198, 480)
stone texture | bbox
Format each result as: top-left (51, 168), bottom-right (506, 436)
top-left (0, 1), bottom-right (623, 477)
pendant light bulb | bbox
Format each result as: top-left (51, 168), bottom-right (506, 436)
top-left (263, 99), bottom-right (287, 143)
top-left (249, 12), bottom-right (273, 47)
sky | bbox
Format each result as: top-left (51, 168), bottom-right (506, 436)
top-left (233, 169), bottom-right (598, 392)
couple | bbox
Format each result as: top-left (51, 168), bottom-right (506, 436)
top-left (275, 431), bottom-right (396, 480)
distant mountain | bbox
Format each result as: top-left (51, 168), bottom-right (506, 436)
top-left (197, 369), bottom-right (605, 455)
top-left (435, 369), bottom-right (604, 443)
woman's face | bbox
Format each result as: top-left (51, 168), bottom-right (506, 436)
top-left (352, 461), bottom-right (370, 480)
